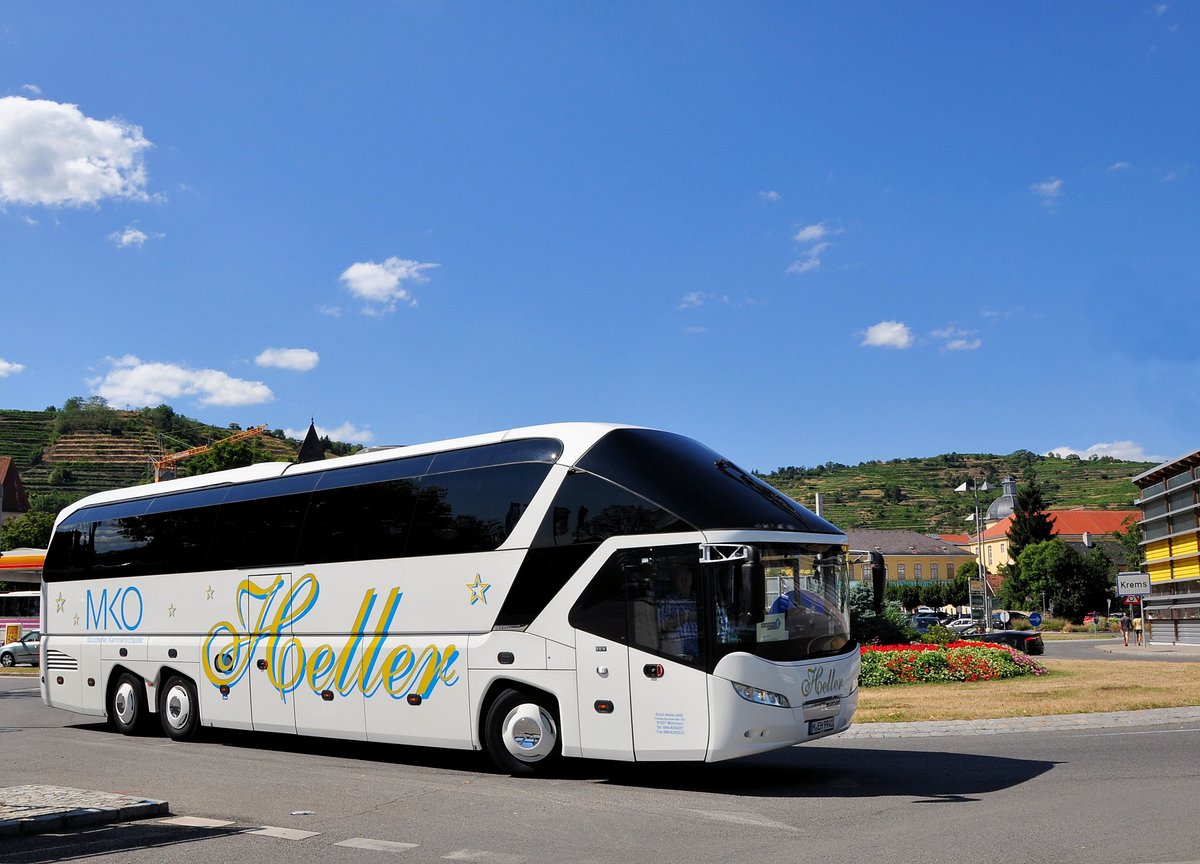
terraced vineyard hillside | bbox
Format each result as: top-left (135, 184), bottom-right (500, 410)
top-left (3, 405), bottom-right (1153, 533)
top-left (1, 405), bottom-right (303, 506)
top-left (762, 450), bottom-right (1151, 534)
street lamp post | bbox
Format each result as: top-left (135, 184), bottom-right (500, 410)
top-left (955, 479), bottom-right (990, 631)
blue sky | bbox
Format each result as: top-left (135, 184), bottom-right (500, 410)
top-left (1, 4), bottom-right (1196, 473)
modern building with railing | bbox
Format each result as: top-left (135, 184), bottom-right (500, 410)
top-left (1134, 450), bottom-right (1200, 645)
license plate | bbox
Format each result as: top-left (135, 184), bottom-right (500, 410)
top-left (808, 717), bottom-right (836, 735)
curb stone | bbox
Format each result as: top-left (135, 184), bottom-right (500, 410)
top-left (0, 785), bottom-right (168, 837)
top-left (838, 705), bottom-right (1200, 739)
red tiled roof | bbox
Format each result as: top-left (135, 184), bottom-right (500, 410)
top-left (984, 509), bottom-right (1139, 540)
top-left (938, 533), bottom-right (971, 545)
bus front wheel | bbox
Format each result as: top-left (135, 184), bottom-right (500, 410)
top-left (483, 688), bottom-right (560, 775)
top-left (159, 674), bottom-right (200, 741)
top-left (110, 672), bottom-right (147, 735)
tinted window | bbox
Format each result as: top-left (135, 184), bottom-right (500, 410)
top-left (300, 477), bottom-right (421, 564)
top-left (576, 429), bottom-right (840, 534)
top-left (406, 463), bottom-right (552, 556)
top-left (209, 491), bottom-right (312, 570)
top-left (494, 544), bottom-right (598, 630)
top-left (532, 471), bottom-right (692, 548)
top-left (569, 545), bottom-right (706, 667)
top-left (430, 439), bottom-right (562, 473)
top-left (315, 455), bottom-right (432, 491)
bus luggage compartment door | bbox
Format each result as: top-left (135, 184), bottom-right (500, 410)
top-left (574, 634), bottom-right (634, 760)
top-left (628, 646), bottom-right (710, 761)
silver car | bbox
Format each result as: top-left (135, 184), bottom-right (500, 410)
top-left (0, 630), bottom-right (40, 667)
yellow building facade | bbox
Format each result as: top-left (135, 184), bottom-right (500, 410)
top-left (1134, 450), bottom-right (1200, 645)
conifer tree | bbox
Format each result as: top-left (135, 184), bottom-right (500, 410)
top-left (1006, 480), bottom-right (1056, 563)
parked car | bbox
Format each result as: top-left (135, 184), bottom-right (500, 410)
top-left (910, 613), bottom-right (943, 631)
top-left (0, 630), bottom-right (40, 667)
top-left (947, 617), bottom-right (977, 633)
top-left (959, 625), bottom-right (1044, 655)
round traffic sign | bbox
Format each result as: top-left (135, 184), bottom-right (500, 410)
top-left (1029, 612), bottom-right (1043, 628)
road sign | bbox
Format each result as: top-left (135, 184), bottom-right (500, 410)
top-left (1028, 612), bottom-right (1043, 627)
top-left (1116, 571), bottom-right (1151, 597)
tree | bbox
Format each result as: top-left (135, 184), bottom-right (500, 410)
top-left (182, 440), bottom-right (269, 476)
top-left (1110, 515), bottom-right (1144, 573)
top-left (1, 511), bottom-right (55, 550)
top-left (1006, 480), bottom-right (1056, 563)
top-left (1014, 539), bottom-right (1114, 621)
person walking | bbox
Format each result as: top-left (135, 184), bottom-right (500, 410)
top-left (1132, 614), bottom-right (1143, 646)
top-left (1119, 611), bottom-right (1132, 646)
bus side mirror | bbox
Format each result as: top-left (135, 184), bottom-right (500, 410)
top-left (870, 552), bottom-right (886, 615)
top-left (743, 548), bottom-right (765, 624)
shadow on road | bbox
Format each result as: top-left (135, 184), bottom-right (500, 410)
top-left (2, 820), bottom-right (244, 864)
top-left (587, 744), bottom-right (1057, 799)
top-left (65, 720), bottom-right (1056, 801)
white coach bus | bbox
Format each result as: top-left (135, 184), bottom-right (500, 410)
top-left (41, 423), bottom-right (859, 773)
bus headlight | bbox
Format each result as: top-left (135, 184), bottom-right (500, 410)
top-left (731, 681), bottom-right (791, 708)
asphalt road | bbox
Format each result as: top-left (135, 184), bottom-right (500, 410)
top-left (3, 674), bottom-right (1199, 864)
top-left (1042, 635), bottom-right (1200, 662)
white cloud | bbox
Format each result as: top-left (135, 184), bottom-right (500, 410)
top-left (90, 356), bottom-right (273, 408)
top-left (678, 292), bottom-right (705, 309)
top-left (0, 96), bottom-right (153, 207)
top-left (1108, 161), bottom-right (1133, 172)
top-left (933, 326), bottom-right (982, 351)
top-left (787, 241), bottom-right (830, 275)
top-left (318, 305), bottom-right (343, 318)
top-left (255, 347), bottom-right (320, 371)
top-left (339, 256), bottom-right (438, 314)
top-left (793, 223), bottom-right (828, 244)
top-left (20, 84), bottom-right (42, 96)
top-left (861, 320), bottom-right (913, 349)
top-left (109, 226), bottom-right (149, 248)
top-left (1156, 3), bottom-right (1169, 15)
top-left (1031, 177), bottom-right (1063, 203)
top-left (1046, 441), bottom-right (1162, 462)
top-left (758, 190), bottom-right (780, 202)
top-left (284, 421), bottom-right (374, 445)
top-left (0, 358), bottom-right (26, 377)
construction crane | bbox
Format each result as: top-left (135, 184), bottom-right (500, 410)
top-left (151, 424), bottom-right (268, 482)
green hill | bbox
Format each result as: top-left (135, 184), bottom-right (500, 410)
top-left (2, 403), bottom-right (1152, 533)
top-left (1, 401), bottom-right (303, 507)
top-left (761, 449), bottom-right (1149, 534)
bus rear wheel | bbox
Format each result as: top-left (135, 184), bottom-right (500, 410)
top-left (110, 672), bottom-right (147, 735)
top-left (483, 688), bottom-right (560, 775)
top-left (159, 674), bottom-right (200, 741)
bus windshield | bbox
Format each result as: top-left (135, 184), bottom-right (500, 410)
top-left (707, 542), bottom-right (851, 662)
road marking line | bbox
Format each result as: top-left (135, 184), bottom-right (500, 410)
top-left (443, 850), bottom-right (526, 862)
top-left (247, 825), bottom-right (322, 840)
top-left (158, 816), bottom-right (235, 828)
top-left (335, 838), bottom-right (421, 852)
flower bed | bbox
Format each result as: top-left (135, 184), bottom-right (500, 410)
top-left (859, 641), bottom-right (1048, 687)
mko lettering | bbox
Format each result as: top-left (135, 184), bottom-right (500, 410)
top-left (202, 575), bottom-right (459, 704)
top-left (85, 586), bottom-right (144, 631)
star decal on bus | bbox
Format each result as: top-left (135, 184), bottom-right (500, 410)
top-left (466, 574), bottom-right (490, 606)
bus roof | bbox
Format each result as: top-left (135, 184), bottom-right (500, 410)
top-left (53, 422), bottom-right (637, 526)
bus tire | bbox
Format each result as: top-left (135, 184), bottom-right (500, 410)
top-left (159, 674), bottom-right (200, 741)
top-left (110, 672), bottom-right (147, 735)
top-left (483, 688), bottom-right (560, 775)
